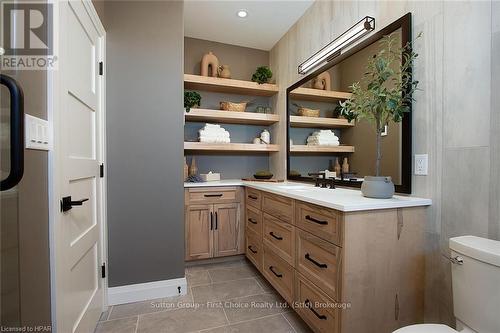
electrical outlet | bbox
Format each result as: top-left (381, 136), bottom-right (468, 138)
top-left (414, 154), bottom-right (428, 175)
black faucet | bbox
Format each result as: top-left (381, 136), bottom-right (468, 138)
top-left (308, 172), bottom-right (335, 189)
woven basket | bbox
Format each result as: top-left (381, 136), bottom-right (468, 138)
top-left (220, 101), bottom-right (247, 112)
top-left (297, 107), bottom-right (320, 117)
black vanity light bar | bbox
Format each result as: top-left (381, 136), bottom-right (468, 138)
top-left (298, 16), bottom-right (375, 75)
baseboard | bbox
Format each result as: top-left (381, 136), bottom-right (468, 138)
top-left (108, 277), bottom-right (187, 305)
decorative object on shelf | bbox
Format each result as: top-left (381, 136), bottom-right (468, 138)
top-left (253, 137), bottom-right (261, 144)
top-left (200, 51), bottom-right (219, 77)
top-left (253, 170), bottom-right (273, 180)
top-left (200, 171), bottom-right (220, 182)
top-left (260, 129), bottom-right (270, 144)
top-left (334, 157), bottom-right (341, 176)
top-left (264, 106), bottom-right (272, 114)
top-left (189, 157), bottom-right (198, 176)
top-left (251, 66), bottom-right (273, 84)
top-left (220, 101), bottom-right (248, 112)
top-left (198, 123), bottom-right (230, 143)
top-left (298, 16), bottom-right (375, 74)
top-left (342, 157), bottom-right (350, 174)
top-left (217, 65), bottom-right (231, 79)
top-left (306, 130), bottom-right (339, 146)
top-left (312, 71), bottom-right (331, 91)
top-left (256, 106), bottom-right (265, 113)
top-left (184, 157), bottom-right (189, 181)
top-left (340, 33), bottom-right (421, 198)
top-left (184, 91), bottom-right (201, 112)
top-left (292, 102), bottom-right (320, 117)
top-left (185, 174), bottom-right (203, 183)
top-left (289, 170), bottom-right (301, 178)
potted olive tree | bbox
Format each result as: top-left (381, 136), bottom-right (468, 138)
top-left (340, 33), bottom-right (420, 198)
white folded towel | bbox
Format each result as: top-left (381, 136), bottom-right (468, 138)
top-left (306, 130), bottom-right (340, 146)
top-left (199, 123), bottom-right (231, 143)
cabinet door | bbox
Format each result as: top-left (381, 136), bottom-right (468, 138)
top-left (185, 204), bottom-right (214, 261)
top-left (214, 203), bottom-right (242, 257)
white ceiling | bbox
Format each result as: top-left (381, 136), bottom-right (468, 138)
top-left (184, 0), bottom-right (314, 51)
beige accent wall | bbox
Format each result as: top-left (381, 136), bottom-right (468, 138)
top-left (184, 37), bottom-right (269, 81)
top-left (270, 0), bottom-right (499, 327)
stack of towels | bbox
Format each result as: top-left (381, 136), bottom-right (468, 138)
top-left (306, 130), bottom-right (340, 146)
top-left (199, 124), bottom-right (230, 143)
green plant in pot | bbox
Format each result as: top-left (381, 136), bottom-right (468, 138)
top-left (184, 91), bottom-right (201, 112)
top-left (340, 33), bottom-right (421, 198)
top-left (251, 66), bottom-right (273, 84)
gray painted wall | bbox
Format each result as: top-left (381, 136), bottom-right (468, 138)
top-left (104, 1), bottom-right (185, 287)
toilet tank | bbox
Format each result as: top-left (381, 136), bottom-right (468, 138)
top-left (449, 236), bottom-right (500, 333)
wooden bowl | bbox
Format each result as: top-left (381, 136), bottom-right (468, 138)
top-left (254, 174), bottom-right (273, 180)
top-left (297, 107), bottom-right (320, 117)
top-left (220, 101), bottom-right (247, 112)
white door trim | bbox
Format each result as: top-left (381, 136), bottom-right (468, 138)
top-left (48, 1), bottom-right (106, 331)
top-left (108, 278), bottom-right (187, 306)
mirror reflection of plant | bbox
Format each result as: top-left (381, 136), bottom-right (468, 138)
top-left (340, 32), bottom-right (421, 176)
top-left (184, 91), bottom-right (201, 112)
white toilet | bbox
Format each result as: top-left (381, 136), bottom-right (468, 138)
top-left (394, 235), bottom-right (500, 333)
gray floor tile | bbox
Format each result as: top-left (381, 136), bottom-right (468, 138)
top-left (94, 317), bottom-right (137, 333)
top-left (192, 278), bottom-right (264, 303)
top-left (200, 314), bottom-right (294, 333)
top-left (208, 265), bottom-right (258, 283)
top-left (109, 292), bottom-right (193, 320)
top-left (187, 268), bottom-right (212, 287)
top-left (99, 308), bottom-right (111, 321)
top-left (137, 305), bottom-right (227, 333)
top-left (254, 275), bottom-right (274, 293)
top-left (283, 311), bottom-right (313, 333)
top-left (223, 293), bottom-right (289, 323)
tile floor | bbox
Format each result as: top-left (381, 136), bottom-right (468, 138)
top-left (95, 258), bottom-right (312, 333)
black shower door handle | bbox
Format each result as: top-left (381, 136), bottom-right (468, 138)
top-left (0, 74), bottom-right (24, 191)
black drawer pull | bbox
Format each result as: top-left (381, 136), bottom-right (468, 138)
top-left (248, 218), bottom-right (258, 224)
top-left (248, 195), bottom-right (258, 200)
top-left (248, 246), bottom-right (257, 254)
top-left (204, 194), bottom-right (223, 198)
top-left (305, 299), bottom-right (327, 320)
top-left (269, 232), bottom-right (283, 240)
top-left (210, 212), bottom-right (213, 230)
top-left (305, 253), bottom-right (328, 268)
top-left (305, 215), bottom-right (328, 225)
top-left (268, 266), bottom-right (282, 278)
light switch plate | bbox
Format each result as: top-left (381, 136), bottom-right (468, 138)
top-left (25, 114), bottom-right (52, 150)
top-left (414, 154), bottom-right (428, 175)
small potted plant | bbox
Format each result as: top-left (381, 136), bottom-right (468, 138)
top-left (184, 91), bottom-right (201, 112)
top-left (340, 33), bottom-right (421, 198)
top-left (251, 66), bottom-right (273, 84)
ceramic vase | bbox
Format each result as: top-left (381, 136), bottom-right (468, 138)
top-left (201, 51), bottom-right (219, 77)
top-left (189, 157), bottom-right (198, 176)
top-left (312, 72), bottom-right (331, 91)
top-left (342, 157), bottom-right (349, 174)
top-left (217, 65), bottom-right (231, 79)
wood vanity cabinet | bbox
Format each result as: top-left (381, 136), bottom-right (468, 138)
top-left (244, 187), bottom-right (426, 333)
top-left (185, 187), bottom-right (244, 261)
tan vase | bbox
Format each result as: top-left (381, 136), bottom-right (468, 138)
top-left (217, 65), bottom-right (231, 79)
top-left (184, 157), bottom-right (189, 181)
top-left (334, 157), bottom-right (341, 176)
top-left (342, 157), bottom-right (350, 174)
top-left (312, 72), bottom-right (331, 91)
top-left (201, 51), bottom-right (219, 77)
top-left (189, 157), bottom-right (198, 176)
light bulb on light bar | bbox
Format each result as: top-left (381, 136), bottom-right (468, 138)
top-left (298, 16), bottom-right (375, 74)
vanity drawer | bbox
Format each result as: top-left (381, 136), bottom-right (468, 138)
top-left (296, 229), bottom-right (341, 301)
top-left (295, 202), bottom-right (342, 246)
top-left (263, 213), bottom-right (295, 265)
top-left (246, 205), bottom-right (262, 236)
top-left (246, 188), bottom-right (262, 209)
top-left (263, 245), bottom-right (294, 303)
top-left (245, 228), bottom-right (262, 272)
top-left (187, 187), bottom-right (239, 204)
top-left (262, 192), bottom-right (294, 224)
top-left (295, 272), bottom-right (339, 333)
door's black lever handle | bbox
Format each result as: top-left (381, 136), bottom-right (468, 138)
top-left (61, 196), bottom-right (89, 212)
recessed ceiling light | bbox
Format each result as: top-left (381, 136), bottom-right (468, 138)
top-left (237, 10), bottom-right (248, 18)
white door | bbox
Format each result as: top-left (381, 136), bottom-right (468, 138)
top-left (54, 1), bottom-right (105, 332)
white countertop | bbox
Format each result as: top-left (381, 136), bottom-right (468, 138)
top-left (184, 180), bottom-right (432, 212)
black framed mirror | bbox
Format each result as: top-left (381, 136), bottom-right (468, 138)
top-left (286, 13), bottom-right (412, 194)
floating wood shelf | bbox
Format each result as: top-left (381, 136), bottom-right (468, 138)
top-left (289, 116), bottom-right (354, 129)
top-left (184, 142), bottom-right (279, 152)
top-left (185, 108), bottom-right (279, 126)
top-left (290, 145), bottom-right (355, 153)
top-left (290, 87), bottom-right (352, 103)
top-left (184, 74), bottom-right (279, 96)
